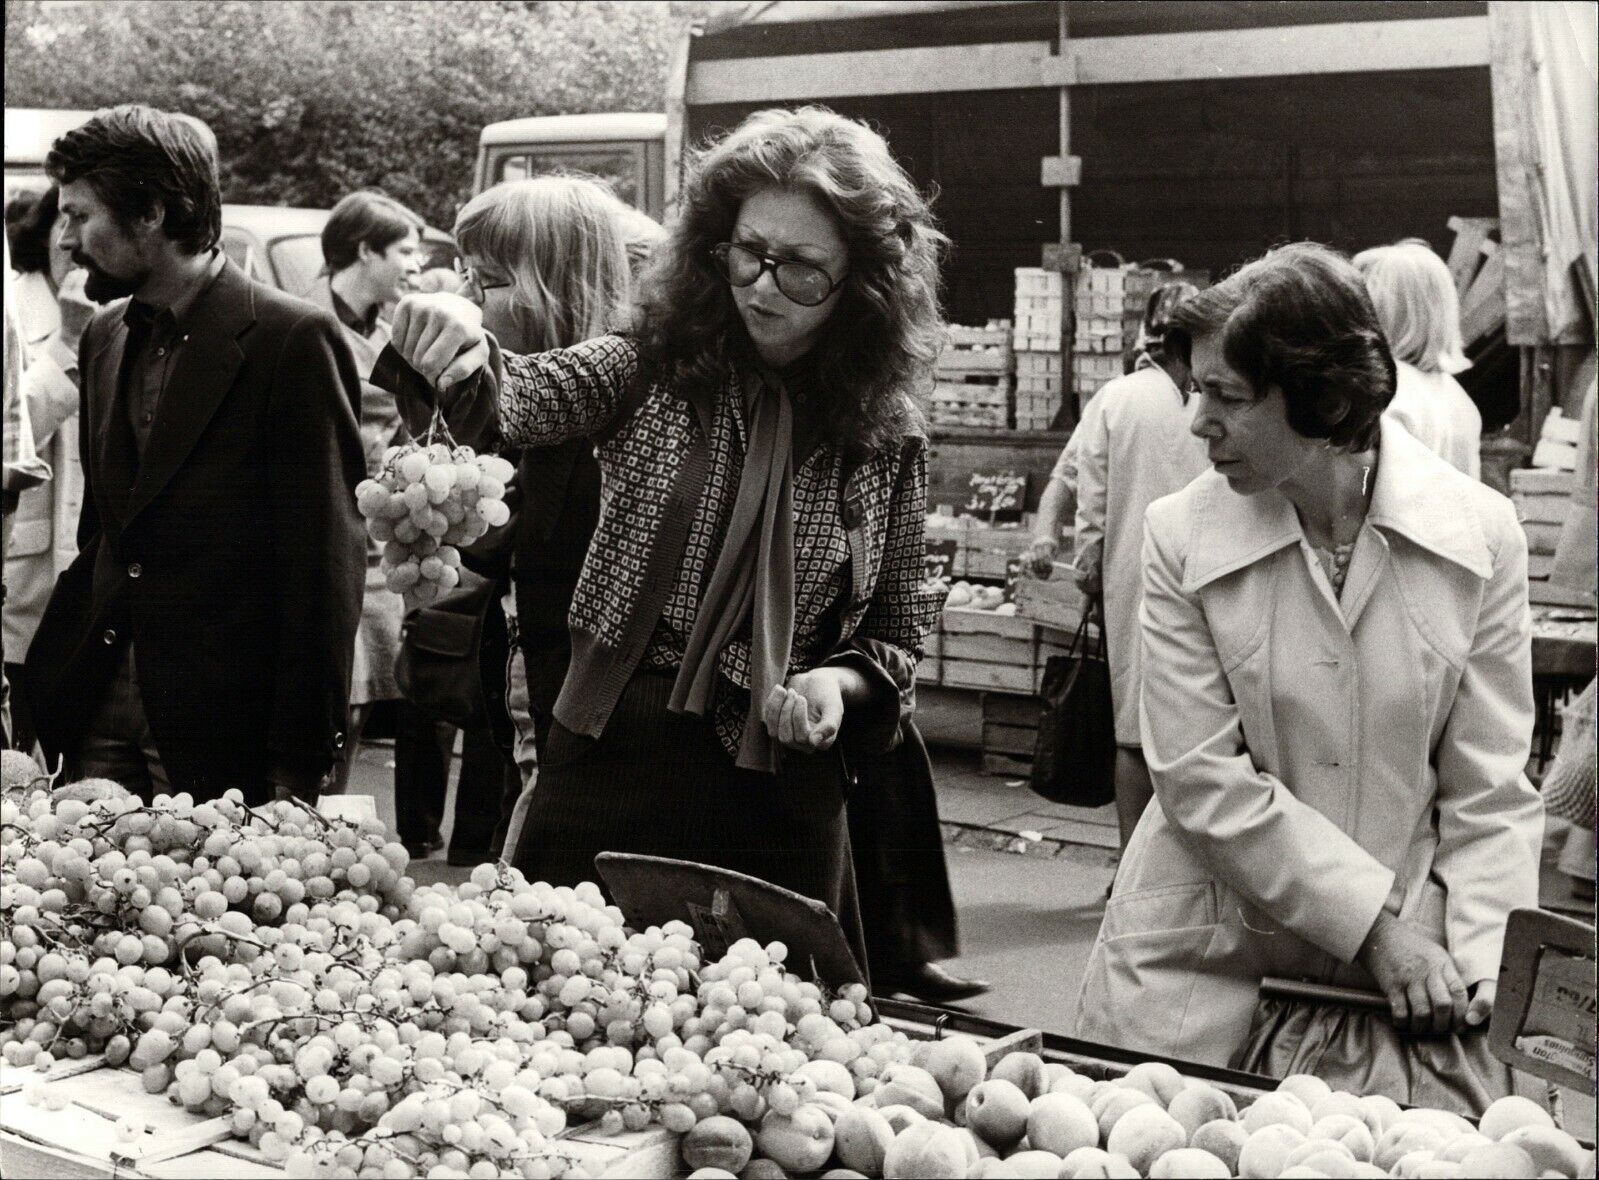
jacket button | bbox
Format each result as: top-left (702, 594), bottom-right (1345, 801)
top-left (333, 732), bottom-right (346, 750)
top-left (128, 563), bottom-right (142, 579)
top-left (103, 628), bottom-right (117, 644)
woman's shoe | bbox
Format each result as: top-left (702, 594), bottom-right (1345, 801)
top-left (877, 962), bottom-right (991, 1004)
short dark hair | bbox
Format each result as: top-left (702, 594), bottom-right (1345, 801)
top-left (45, 105), bottom-right (222, 255)
top-left (321, 190), bottom-right (421, 273)
top-left (1166, 242), bottom-right (1396, 450)
top-left (6, 186), bottom-right (59, 275)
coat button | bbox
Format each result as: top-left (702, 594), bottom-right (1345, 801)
top-left (128, 563), bottom-right (142, 578)
top-left (103, 628), bottom-right (117, 644)
top-left (333, 732), bottom-right (346, 750)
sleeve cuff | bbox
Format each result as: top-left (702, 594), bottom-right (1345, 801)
top-left (1318, 867), bottom-right (1396, 965)
top-left (823, 642), bottom-right (910, 757)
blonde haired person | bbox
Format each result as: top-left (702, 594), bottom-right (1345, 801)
top-left (1354, 239), bottom-right (1482, 478)
top-left (447, 176), bottom-right (641, 857)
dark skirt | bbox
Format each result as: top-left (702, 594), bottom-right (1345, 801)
top-left (510, 670), bottom-right (866, 971)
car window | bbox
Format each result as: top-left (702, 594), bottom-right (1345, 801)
top-left (496, 149), bottom-right (643, 209)
top-left (267, 235), bottom-right (326, 299)
top-left (219, 227), bottom-right (274, 285)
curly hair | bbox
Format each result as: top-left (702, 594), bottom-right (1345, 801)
top-left (1166, 242), bottom-right (1396, 451)
top-left (45, 105), bottom-right (221, 255)
top-left (637, 106), bottom-right (948, 455)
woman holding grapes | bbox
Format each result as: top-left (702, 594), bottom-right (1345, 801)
top-left (389, 107), bottom-right (946, 966)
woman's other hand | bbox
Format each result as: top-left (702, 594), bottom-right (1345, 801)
top-left (1358, 911), bottom-right (1470, 1035)
top-left (763, 670), bottom-right (846, 752)
top-left (391, 292), bottom-right (489, 391)
top-left (1025, 536), bottom-right (1060, 579)
top-left (1465, 979), bottom-right (1497, 1029)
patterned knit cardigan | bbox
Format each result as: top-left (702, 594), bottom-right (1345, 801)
top-left (477, 333), bottom-right (945, 761)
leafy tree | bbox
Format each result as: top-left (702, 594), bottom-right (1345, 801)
top-left (6, 0), bottom-right (716, 227)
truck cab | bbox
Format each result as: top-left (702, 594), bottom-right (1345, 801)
top-left (473, 112), bottom-right (667, 221)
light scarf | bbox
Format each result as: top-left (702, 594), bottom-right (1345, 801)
top-left (668, 370), bottom-right (796, 773)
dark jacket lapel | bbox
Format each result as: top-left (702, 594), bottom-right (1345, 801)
top-left (86, 301), bottom-right (138, 527)
top-left (124, 261), bottom-right (255, 524)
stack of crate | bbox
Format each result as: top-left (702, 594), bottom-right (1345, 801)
top-left (1511, 467), bottom-right (1575, 585)
top-left (1012, 269), bottom-right (1068, 431)
top-left (931, 322), bottom-right (1012, 429)
top-left (1072, 260), bottom-right (1129, 404)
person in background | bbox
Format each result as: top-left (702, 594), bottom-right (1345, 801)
top-left (4, 187), bottom-right (89, 755)
top-left (432, 176), bottom-right (645, 863)
top-left (1029, 282), bottom-right (1209, 849)
top-left (1355, 239), bottom-right (1482, 479)
top-left (389, 107), bottom-right (947, 971)
top-left (1077, 244), bottom-right (1541, 1111)
top-left (25, 105), bottom-right (365, 803)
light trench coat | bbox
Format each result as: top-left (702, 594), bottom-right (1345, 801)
top-left (1073, 363), bottom-right (1210, 744)
top-left (1075, 418), bottom-right (1544, 1067)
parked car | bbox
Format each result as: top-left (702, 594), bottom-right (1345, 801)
top-left (219, 204), bottom-right (458, 299)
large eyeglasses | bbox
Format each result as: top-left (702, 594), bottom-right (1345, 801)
top-left (452, 257), bottom-right (511, 303)
top-left (710, 242), bottom-right (845, 308)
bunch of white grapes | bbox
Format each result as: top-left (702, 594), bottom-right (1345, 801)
top-left (355, 441), bottom-right (515, 610)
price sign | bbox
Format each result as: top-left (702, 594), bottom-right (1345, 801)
top-left (960, 470), bottom-right (1027, 523)
top-left (924, 538), bottom-right (959, 582)
top-left (1490, 907), bottom-right (1598, 1091)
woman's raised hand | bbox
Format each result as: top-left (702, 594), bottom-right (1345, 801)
top-left (391, 292), bottom-right (490, 392)
top-left (1357, 911), bottom-right (1471, 1035)
top-left (763, 670), bottom-right (845, 752)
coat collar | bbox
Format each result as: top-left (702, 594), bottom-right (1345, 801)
top-left (1183, 415), bottom-right (1493, 592)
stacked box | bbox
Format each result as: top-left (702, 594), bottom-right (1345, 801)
top-left (1072, 260), bottom-right (1130, 403)
top-left (1012, 269), bottom-right (1067, 430)
top-left (1511, 468), bottom-right (1575, 583)
top-left (932, 322), bottom-right (1012, 429)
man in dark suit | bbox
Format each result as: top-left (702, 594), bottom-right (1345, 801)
top-left (25, 105), bottom-right (365, 804)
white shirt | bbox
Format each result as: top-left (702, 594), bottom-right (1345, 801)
top-left (1383, 360), bottom-right (1482, 480)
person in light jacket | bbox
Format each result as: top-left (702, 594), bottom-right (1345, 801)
top-left (1076, 244), bottom-right (1543, 1106)
top-left (1355, 239), bottom-right (1482, 479)
top-left (4, 186), bottom-right (88, 754)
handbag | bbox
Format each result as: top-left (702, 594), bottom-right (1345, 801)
top-left (395, 569), bottom-right (500, 730)
top-left (1028, 597), bottom-right (1115, 807)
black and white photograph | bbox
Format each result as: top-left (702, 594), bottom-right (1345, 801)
top-left (1, 1), bottom-right (1595, 1176)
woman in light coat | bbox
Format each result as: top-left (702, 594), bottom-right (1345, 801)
top-left (1075, 244), bottom-right (1542, 1110)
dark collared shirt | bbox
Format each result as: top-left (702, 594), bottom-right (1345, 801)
top-left (328, 286), bottom-right (381, 339)
top-left (123, 249), bottom-right (228, 460)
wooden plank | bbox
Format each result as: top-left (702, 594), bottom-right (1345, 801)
top-left (687, 39), bottom-right (1052, 104)
top-left (113, 1119), bottom-right (232, 1170)
top-left (1523, 522), bottom-right (1565, 553)
top-left (559, 1123), bottom-right (680, 1180)
top-left (1517, 498), bottom-right (1572, 526)
top-left (941, 606), bottom-right (1035, 638)
top-left (1512, 468), bottom-right (1578, 494)
top-left (944, 660), bottom-right (1037, 695)
top-left (982, 752), bottom-right (1034, 777)
top-left (982, 691), bottom-right (1043, 727)
top-left (1488, 1), bottom-right (1549, 345)
top-left (982, 721), bottom-right (1038, 757)
top-left (1445, 215), bottom-right (1498, 295)
top-left (1058, 16), bottom-right (1490, 85)
top-left (945, 633), bottom-right (1035, 666)
top-left (980, 1028), bottom-right (1044, 1068)
top-left (1530, 580), bottom-right (1597, 609)
top-left (1458, 240), bottom-right (1507, 346)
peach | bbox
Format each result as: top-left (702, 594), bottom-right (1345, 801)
top-left (1104, 1103), bottom-right (1186, 1175)
top-left (1118, 1061), bottom-right (1187, 1107)
top-left (686, 1170), bottom-right (738, 1179)
top-left (1357, 1093), bottom-right (1402, 1137)
top-left (1049, 1069), bottom-right (1097, 1103)
top-left (820, 1171), bottom-right (869, 1180)
top-left (1434, 1132), bottom-right (1493, 1163)
top-left (1005, 1149), bottom-right (1066, 1178)
top-left (740, 1160), bottom-right (787, 1180)
top-left (1499, 1125), bottom-right (1588, 1177)
top-left (1093, 1086), bottom-right (1156, 1144)
top-left (1276, 1073), bottom-right (1333, 1109)
top-left (881, 1121), bottom-right (941, 1180)
top-left (877, 1105), bottom-right (926, 1136)
top-left (1191, 1118), bottom-right (1249, 1173)
top-left (756, 1105), bottom-right (834, 1174)
top-left (1309, 1114), bottom-right (1376, 1162)
top-left (926, 1035), bottom-right (987, 1108)
top-left (1167, 1084), bottom-right (1238, 1138)
top-left (1480, 1095), bottom-right (1556, 1142)
top-left (796, 1059), bottom-right (857, 1100)
top-left (1238, 1124), bottom-right (1308, 1179)
top-left (1149, 1147), bottom-right (1232, 1178)
top-left (833, 1105), bottom-right (894, 1176)
top-left (1026, 1093), bottom-right (1099, 1156)
top-left (1060, 1146), bottom-right (1140, 1179)
top-left (810, 1090), bottom-right (855, 1123)
top-left (1457, 1142), bottom-right (1540, 1179)
top-left (683, 1116), bottom-right (755, 1174)
top-left (965, 1079), bottom-right (1031, 1152)
top-left (886, 1125), bottom-right (973, 1180)
top-left (1375, 1123), bottom-right (1449, 1171)
top-left (874, 1065), bottom-right (946, 1120)
top-left (1242, 1090), bottom-right (1314, 1136)
top-left (990, 1051), bottom-right (1048, 1100)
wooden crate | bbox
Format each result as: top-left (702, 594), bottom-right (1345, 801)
top-left (1014, 267), bottom-right (1067, 298)
top-left (1016, 372), bottom-right (1066, 397)
top-left (1013, 565), bottom-right (1093, 634)
top-left (1015, 350), bottom-right (1064, 377)
top-left (1511, 468), bottom-right (1579, 583)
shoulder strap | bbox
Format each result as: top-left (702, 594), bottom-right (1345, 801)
top-left (590, 354), bottom-right (656, 448)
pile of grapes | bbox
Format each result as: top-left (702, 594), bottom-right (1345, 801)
top-left (354, 434), bottom-right (515, 610)
top-left (0, 751), bottom-right (912, 1179)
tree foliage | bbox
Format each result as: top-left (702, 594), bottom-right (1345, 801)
top-left (5, 0), bottom-right (714, 228)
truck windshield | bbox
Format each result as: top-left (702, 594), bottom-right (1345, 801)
top-left (496, 149), bottom-right (642, 209)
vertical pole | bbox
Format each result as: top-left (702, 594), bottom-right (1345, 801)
top-left (1058, 3), bottom-right (1071, 248)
